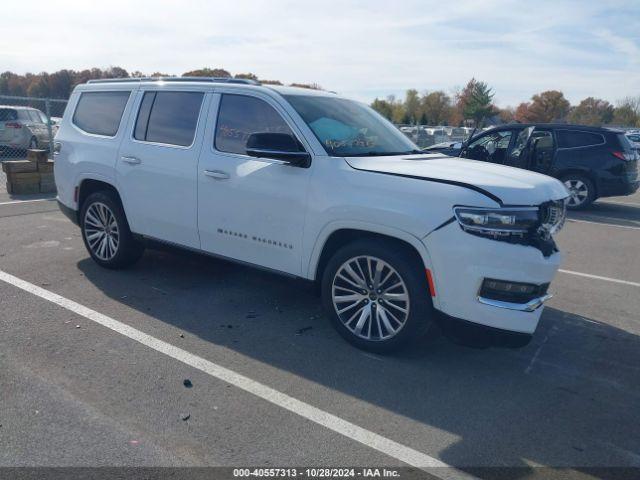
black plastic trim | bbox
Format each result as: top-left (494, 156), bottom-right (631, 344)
top-left (57, 200), bottom-right (79, 226)
top-left (435, 311), bottom-right (533, 349)
top-left (431, 216), bottom-right (456, 233)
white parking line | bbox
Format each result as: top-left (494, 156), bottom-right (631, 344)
top-left (559, 269), bottom-right (640, 288)
top-left (0, 269), bottom-right (474, 480)
top-left (567, 219), bottom-right (640, 231)
top-left (0, 198), bottom-right (55, 206)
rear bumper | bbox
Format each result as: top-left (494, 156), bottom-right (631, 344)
top-left (57, 198), bottom-right (79, 226)
top-left (598, 178), bottom-right (639, 198)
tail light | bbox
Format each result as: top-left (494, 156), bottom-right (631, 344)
top-left (612, 151), bottom-right (634, 161)
top-left (4, 122), bottom-right (22, 129)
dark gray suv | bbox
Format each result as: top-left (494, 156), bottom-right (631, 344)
top-left (437, 124), bottom-right (639, 209)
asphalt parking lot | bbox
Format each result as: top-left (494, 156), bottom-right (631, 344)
top-left (1, 168), bottom-right (639, 479)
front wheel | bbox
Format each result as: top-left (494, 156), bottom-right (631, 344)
top-left (321, 239), bottom-right (435, 353)
top-left (80, 191), bottom-right (144, 269)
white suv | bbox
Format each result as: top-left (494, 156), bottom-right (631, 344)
top-left (55, 77), bottom-right (568, 352)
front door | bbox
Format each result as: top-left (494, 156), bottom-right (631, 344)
top-left (116, 89), bottom-right (207, 249)
top-left (528, 129), bottom-right (555, 174)
top-left (197, 92), bottom-right (312, 276)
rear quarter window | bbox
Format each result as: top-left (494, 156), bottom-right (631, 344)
top-left (617, 134), bottom-right (635, 151)
top-left (557, 130), bottom-right (605, 149)
top-left (0, 109), bottom-right (18, 121)
top-left (72, 91), bottom-right (131, 136)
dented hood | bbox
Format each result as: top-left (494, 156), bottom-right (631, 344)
top-left (344, 154), bottom-right (569, 206)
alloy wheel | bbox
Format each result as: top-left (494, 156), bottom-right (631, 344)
top-left (331, 256), bottom-right (410, 341)
top-left (564, 179), bottom-right (589, 207)
top-left (84, 202), bottom-right (120, 261)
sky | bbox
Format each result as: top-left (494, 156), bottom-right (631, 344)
top-left (2, 0), bottom-right (639, 107)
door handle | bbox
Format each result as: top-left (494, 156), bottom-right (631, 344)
top-left (121, 156), bottom-right (141, 165)
top-left (203, 170), bottom-right (230, 180)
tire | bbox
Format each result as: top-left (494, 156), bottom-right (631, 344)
top-left (562, 174), bottom-right (595, 210)
top-left (321, 239), bottom-right (435, 353)
top-left (28, 137), bottom-right (38, 150)
top-left (80, 190), bottom-right (144, 269)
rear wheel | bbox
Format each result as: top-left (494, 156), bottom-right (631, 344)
top-left (562, 174), bottom-right (595, 210)
top-left (80, 191), bottom-right (144, 269)
top-left (321, 239), bottom-right (434, 353)
top-left (28, 137), bottom-right (38, 149)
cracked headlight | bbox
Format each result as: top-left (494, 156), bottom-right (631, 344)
top-left (453, 206), bottom-right (539, 237)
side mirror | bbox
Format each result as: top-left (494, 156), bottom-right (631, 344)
top-left (246, 133), bottom-right (311, 168)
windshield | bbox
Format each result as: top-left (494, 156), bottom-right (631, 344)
top-left (283, 95), bottom-right (419, 157)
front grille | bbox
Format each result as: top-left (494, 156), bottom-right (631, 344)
top-left (538, 199), bottom-right (567, 239)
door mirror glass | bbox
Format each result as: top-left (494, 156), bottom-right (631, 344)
top-left (246, 133), bottom-right (310, 167)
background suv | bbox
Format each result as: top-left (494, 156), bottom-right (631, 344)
top-left (456, 124), bottom-right (639, 209)
top-left (0, 106), bottom-right (51, 153)
top-left (54, 77), bottom-right (568, 352)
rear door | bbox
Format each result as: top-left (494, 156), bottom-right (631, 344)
top-left (116, 88), bottom-right (208, 249)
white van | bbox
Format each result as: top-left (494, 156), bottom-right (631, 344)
top-left (54, 77), bottom-right (568, 352)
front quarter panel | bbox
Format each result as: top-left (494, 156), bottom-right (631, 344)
top-left (302, 157), bottom-right (499, 281)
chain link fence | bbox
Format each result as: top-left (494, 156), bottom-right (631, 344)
top-left (0, 95), bottom-right (68, 161)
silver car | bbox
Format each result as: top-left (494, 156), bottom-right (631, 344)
top-left (626, 132), bottom-right (640, 150)
top-left (0, 106), bottom-right (51, 151)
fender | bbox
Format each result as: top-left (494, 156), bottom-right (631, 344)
top-left (304, 220), bottom-right (441, 310)
top-left (73, 173), bottom-right (132, 223)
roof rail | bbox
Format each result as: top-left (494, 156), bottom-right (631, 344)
top-left (86, 77), bottom-right (261, 85)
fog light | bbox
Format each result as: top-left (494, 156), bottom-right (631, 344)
top-left (479, 278), bottom-right (548, 304)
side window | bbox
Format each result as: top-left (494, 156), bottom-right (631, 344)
top-left (464, 130), bottom-right (513, 164)
top-left (557, 130), bottom-right (604, 148)
top-left (28, 111), bottom-right (41, 122)
top-left (215, 94), bottom-right (295, 155)
top-left (38, 111), bottom-right (48, 124)
top-left (73, 91), bottom-right (130, 136)
top-left (0, 109), bottom-right (18, 121)
top-left (134, 91), bottom-right (203, 147)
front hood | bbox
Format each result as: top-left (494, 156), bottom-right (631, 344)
top-left (344, 154), bottom-right (569, 206)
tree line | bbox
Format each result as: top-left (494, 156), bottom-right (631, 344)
top-left (371, 78), bottom-right (640, 127)
top-left (0, 67), bottom-right (320, 100)
top-left (1, 68), bottom-right (638, 127)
